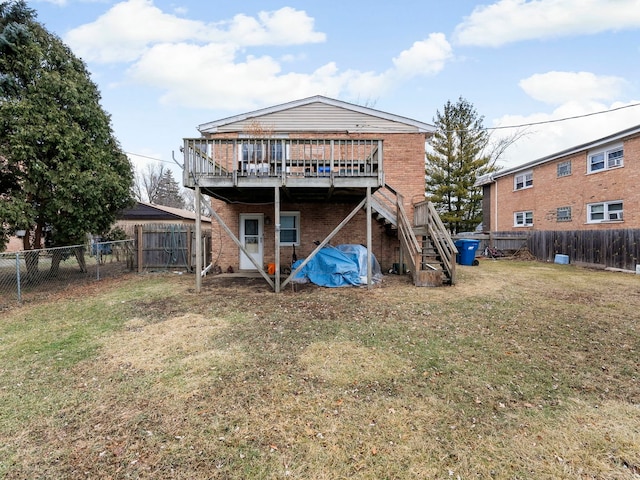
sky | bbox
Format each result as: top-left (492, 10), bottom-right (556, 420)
top-left (29, 0), bottom-right (640, 180)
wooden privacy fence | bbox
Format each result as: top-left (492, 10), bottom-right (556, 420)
top-left (134, 224), bottom-right (211, 272)
top-left (527, 229), bottom-right (640, 271)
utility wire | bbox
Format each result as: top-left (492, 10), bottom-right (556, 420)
top-left (484, 102), bottom-right (640, 131)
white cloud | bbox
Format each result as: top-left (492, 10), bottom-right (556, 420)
top-left (519, 71), bottom-right (628, 105)
top-left (65, 1), bottom-right (326, 63)
top-left (492, 99), bottom-right (640, 169)
top-left (63, 0), bottom-right (450, 110)
top-left (391, 33), bottom-right (453, 78)
top-left (454, 0), bottom-right (640, 47)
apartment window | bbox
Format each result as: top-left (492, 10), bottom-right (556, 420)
top-left (514, 211), bottom-right (533, 227)
top-left (557, 206), bottom-right (572, 222)
top-left (557, 161), bottom-right (571, 177)
top-left (280, 212), bottom-right (300, 246)
top-left (588, 201), bottom-right (623, 223)
top-left (514, 171), bottom-right (533, 190)
top-left (588, 144), bottom-right (623, 173)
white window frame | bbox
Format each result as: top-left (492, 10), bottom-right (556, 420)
top-left (587, 201), bottom-right (623, 223)
top-left (514, 171), bottom-right (533, 190)
top-left (514, 211), bottom-right (533, 227)
top-left (279, 211), bottom-right (300, 246)
top-left (557, 160), bottom-right (571, 178)
top-left (556, 206), bottom-right (572, 222)
top-left (588, 144), bottom-right (623, 174)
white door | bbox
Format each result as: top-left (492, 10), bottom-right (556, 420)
top-left (239, 214), bottom-right (263, 270)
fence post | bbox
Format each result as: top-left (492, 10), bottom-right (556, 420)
top-left (96, 245), bottom-right (100, 281)
top-left (16, 252), bottom-right (21, 303)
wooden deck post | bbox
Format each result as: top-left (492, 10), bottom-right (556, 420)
top-left (366, 187), bottom-right (372, 289)
top-left (195, 185), bottom-right (202, 294)
top-left (274, 186), bottom-right (281, 293)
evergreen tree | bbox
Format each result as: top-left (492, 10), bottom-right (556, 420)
top-left (425, 97), bottom-right (498, 234)
top-left (155, 168), bottom-right (185, 209)
top-left (0, 1), bottom-right (133, 270)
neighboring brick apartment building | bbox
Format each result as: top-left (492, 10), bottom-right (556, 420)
top-left (182, 96), bottom-right (440, 285)
top-left (477, 124), bottom-right (640, 232)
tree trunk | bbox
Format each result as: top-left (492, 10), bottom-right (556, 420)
top-left (75, 247), bottom-right (87, 273)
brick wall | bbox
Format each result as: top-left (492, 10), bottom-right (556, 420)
top-left (207, 131), bottom-right (427, 272)
top-left (491, 134), bottom-right (640, 231)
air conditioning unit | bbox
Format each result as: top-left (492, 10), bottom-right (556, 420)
top-left (609, 212), bottom-right (623, 220)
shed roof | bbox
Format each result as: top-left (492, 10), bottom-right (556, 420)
top-left (118, 202), bottom-right (211, 223)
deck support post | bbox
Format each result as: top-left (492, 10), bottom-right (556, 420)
top-left (195, 185), bottom-right (202, 294)
top-left (366, 187), bottom-right (372, 289)
top-left (274, 186), bottom-right (281, 293)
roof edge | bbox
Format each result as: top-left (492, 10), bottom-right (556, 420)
top-left (197, 95), bottom-right (435, 134)
top-left (489, 122), bottom-right (640, 181)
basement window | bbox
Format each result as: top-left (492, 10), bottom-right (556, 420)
top-left (557, 206), bottom-right (572, 222)
top-left (279, 212), bottom-right (300, 246)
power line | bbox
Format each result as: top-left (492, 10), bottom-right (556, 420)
top-left (485, 102), bottom-right (640, 131)
top-left (125, 151), bottom-right (175, 164)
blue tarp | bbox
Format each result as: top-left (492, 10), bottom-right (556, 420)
top-left (291, 244), bottom-right (382, 287)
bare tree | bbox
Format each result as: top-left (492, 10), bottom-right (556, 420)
top-left (134, 163), bottom-right (166, 203)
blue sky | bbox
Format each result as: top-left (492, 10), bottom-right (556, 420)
top-left (31, 0), bottom-right (640, 179)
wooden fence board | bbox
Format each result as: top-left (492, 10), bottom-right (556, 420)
top-left (134, 224), bottom-right (211, 271)
top-left (528, 229), bottom-right (640, 271)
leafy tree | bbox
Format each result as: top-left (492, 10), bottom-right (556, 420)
top-left (0, 1), bottom-right (133, 275)
top-left (425, 97), bottom-right (499, 234)
top-left (155, 168), bottom-right (185, 209)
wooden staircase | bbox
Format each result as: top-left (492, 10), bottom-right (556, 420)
top-left (370, 185), bottom-right (457, 286)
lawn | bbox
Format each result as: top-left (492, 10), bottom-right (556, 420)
top-left (1, 260), bottom-right (639, 479)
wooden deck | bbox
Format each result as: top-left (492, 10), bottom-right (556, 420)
top-left (183, 137), bottom-right (384, 202)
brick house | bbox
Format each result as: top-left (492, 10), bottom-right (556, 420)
top-left (477, 124), bottom-right (640, 232)
top-left (182, 96), bottom-right (457, 291)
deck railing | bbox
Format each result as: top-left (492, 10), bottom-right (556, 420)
top-left (183, 138), bottom-right (382, 185)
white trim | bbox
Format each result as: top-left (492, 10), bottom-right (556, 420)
top-left (587, 143), bottom-right (624, 174)
top-left (476, 123), bottom-right (640, 185)
top-left (279, 211), bottom-right (300, 247)
top-left (514, 210), bottom-right (533, 227)
top-left (587, 200), bottom-right (624, 224)
top-left (514, 171), bottom-right (533, 191)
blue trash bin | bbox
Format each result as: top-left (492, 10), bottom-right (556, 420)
top-left (454, 239), bottom-right (481, 266)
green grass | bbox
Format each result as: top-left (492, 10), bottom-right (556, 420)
top-left (1, 262), bottom-right (640, 478)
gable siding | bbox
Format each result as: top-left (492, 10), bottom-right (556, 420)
top-left (215, 103), bottom-right (422, 133)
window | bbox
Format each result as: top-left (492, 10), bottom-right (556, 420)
top-left (514, 171), bottom-right (533, 190)
top-left (588, 201), bottom-right (623, 223)
top-left (514, 211), bottom-right (533, 227)
top-left (279, 212), bottom-right (300, 246)
top-left (588, 144), bottom-right (623, 173)
top-left (557, 161), bottom-right (571, 177)
top-left (557, 206), bottom-right (572, 222)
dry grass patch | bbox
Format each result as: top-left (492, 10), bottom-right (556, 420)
top-left (102, 313), bottom-right (243, 373)
top-left (299, 340), bottom-right (410, 385)
top-left (2, 263), bottom-right (640, 478)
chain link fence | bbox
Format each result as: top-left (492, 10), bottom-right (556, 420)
top-left (0, 240), bottom-right (135, 309)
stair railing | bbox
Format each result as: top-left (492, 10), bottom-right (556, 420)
top-left (416, 200), bottom-right (457, 284)
top-left (394, 191), bottom-right (422, 281)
